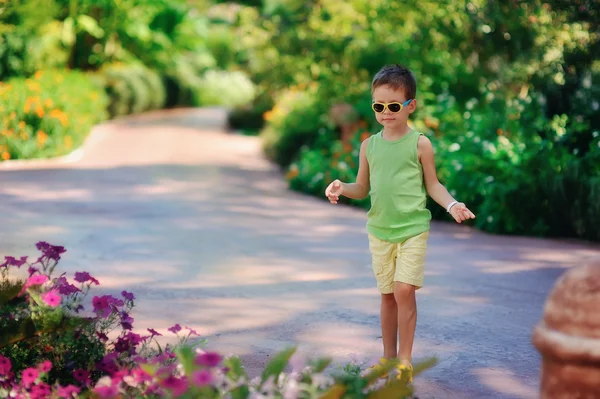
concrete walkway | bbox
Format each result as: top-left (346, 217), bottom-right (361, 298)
top-left (1, 108), bottom-right (599, 398)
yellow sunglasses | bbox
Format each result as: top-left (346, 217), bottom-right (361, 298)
top-left (372, 99), bottom-right (413, 113)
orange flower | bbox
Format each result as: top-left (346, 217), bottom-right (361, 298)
top-left (44, 99), bottom-right (53, 108)
top-left (34, 71), bottom-right (43, 79)
top-left (36, 130), bottom-right (48, 147)
top-left (360, 132), bottom-right (371, 142)
top-left (36, 106), bottom-right (45, 118)
top-left (18, 121), bottom-right (26, 130)
top-left (1, 152), bottom-right (10, 161)
top-left (64, 136), bottom-right (72, 149)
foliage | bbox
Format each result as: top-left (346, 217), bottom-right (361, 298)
top-left (95, 63), bottom-right (167, 118)
top-left (0, 69), bottom-right (108, 162)
top-left (0, 244), bottom-right (437, 397)
top-left (224, 0), bottom-right (600, 241)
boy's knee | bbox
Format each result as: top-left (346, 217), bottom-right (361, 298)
top-left (393, 282), bottom-right (416, 299)
top-left (381, 293), bottom-right (396, 304)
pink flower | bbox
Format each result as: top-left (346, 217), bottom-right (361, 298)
top-left (93, 384), bottom-right (120, 398)
top-left (57, 385), bottom-right (80, 398)
top-left (160, 376), bottom-right (188, 396)
top-left (195, 352), bottom-right (222, 367)
top-left (41, 290), bottom-right (61, 307)
top-left (37, 360), bottom-right (52, 373)
top-left (191, 370), bottom-right (213, 386)
top-left (168, 324), bottom-right (182, 334)
top-left (0, 355), bottom-right (11, 375)
top-left (19, 274), bottom-right (48, 295)
top-left (73, 369), bottom-right (90, 385)
top-left (30, 383), bottom-right (51, 398)
top-left (21, 367), bottom-right (39, 386)
top-left (132, 367), bottom-right (153, 384)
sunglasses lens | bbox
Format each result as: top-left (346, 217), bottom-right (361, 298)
top-left (388, 103), bottom-right (401, 112)
top-left (373, 103), bottom-right (384, 113)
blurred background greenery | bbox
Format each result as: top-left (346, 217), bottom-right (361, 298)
top-left (1, 0), bottom-right (598, 242)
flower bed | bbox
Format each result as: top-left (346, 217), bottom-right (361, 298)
top-left (0, 243), bottom-right (435, 398)
top-left (0, 70), bottom-right (109, 162)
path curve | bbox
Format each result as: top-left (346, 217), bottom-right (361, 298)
top-left (2, 108), bottom-right (599, 399)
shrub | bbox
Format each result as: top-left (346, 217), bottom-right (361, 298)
top-left (261, 85), bottom-right (332, 168)
top-left (195, 69), bottom-right (257, 108)
top-left (97, 63), bottom-right (167, 118)
top-left (0, 70), bottom-right (108, 162)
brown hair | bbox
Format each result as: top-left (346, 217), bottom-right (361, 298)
top-left (371, 64), bottom-right (417, 99)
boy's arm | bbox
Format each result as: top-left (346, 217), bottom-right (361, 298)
top-left (418, 135), bottom-right (476, 223)
top-left (325, 138), bottom-right (370, 204)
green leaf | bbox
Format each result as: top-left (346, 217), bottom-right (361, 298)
top-left (366, 378), bottom-right (413, 399)
top-left (224, 356), bottom-right (247, 380)
top-left (76, 15), bottom-right (104, 38)
top-left (175, 346), bottom-right (196, 376)
top-left (260, 347), bottom-right (296, 385)
top-left (311, 357), bottom-right (332, 373)
top-left (224, 357), bottom-right (250, 399)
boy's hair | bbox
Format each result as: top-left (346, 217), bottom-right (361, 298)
top-left (371, 64), bottom-right (417, 100)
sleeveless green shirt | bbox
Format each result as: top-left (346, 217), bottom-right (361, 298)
top-left (366, 130), bottom-right (431, 243)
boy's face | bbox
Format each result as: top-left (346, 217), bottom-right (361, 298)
top-left (371, 84), bottom-right (416, 128)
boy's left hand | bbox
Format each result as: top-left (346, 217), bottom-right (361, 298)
top-left (450, 203), bottom-right (476, 224)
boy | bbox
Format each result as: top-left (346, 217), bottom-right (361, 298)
top-left (324, 64), bottom-right (475, 382)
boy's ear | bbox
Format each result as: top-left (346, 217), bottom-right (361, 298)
top-left (408, 99), bottom-right (417, 114)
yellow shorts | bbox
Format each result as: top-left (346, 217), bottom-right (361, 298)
top-left (368, 231), bottom-right (429, 293)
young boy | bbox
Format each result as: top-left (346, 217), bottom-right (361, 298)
top-left (324, 64), bottom-right (475, 382)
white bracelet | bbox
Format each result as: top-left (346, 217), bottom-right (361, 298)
top-left (446, 201), bottom-right (458, 213)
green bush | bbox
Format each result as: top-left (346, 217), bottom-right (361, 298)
top-left (261, 85), bottom-right (332, 168)
top-left (97, 63), bottom-right (167, 118)
top-left (195, 69), bottom-right (257, 108)
top-left (0, 69), bottom-right (108, 162)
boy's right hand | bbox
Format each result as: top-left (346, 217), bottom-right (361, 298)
top-left (325, 179), bottom-right (344, 204)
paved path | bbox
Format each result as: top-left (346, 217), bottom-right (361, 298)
top-left (1, 109), bottom-right (599, 398)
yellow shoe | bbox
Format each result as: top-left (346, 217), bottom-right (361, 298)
top-left (366, 357), bottom-right (391, 379)
top-left (396, 363), bottom-right (413, 384)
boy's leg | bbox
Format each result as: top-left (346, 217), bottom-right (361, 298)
top-left (381, 293), bottom-right (397, 359)
top-left (393, 231), bottom-right (429, 365)
top-left (394, 282), bottom-right (417, 364)
top-left (367, 233), bottom-right (398, 360)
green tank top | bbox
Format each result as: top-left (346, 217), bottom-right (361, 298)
top-left (366, 130), bottom-right (431, 243)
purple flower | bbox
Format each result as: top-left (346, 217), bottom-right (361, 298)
top-left (0, 355), bottom-right (11, 375)
top-left (56, 277), bottom-right (80, 295)
top-left (57, 384), bottom-right (80, 398)
top-left (195, 352), bottom-right (222, 367)
top-left (1, 256), bottom-right (27, 268)
top-left (36, 241), bottom-right (66, 261)
top-left (168, 324), bottom-right (182, 334)
top-left (96, 353), bottom-right (119, 375)
top-left (37, 360), bottom-right (52, 373)
top-left (41, 290), bottom-right (61, 307)
top-left (191, 370), bottom-right (213, 386)
top-left (21, 367), bottom-right (39, 386)
top-left (120, 311), bottom-right (134, 330)
top-left (121, 290), bottom-right (135, 301)
top-left (160, 376), bottom-right (188, 396)
top-left (73, 369), bottom-right (90, 385)
top-left (74, 271), bottom-right (99, 285)
top-left (185, 326), bottom-right (200, 336)
top-left (28, 266), bottom-right (39, 276)
top-left (147, 328), bottom-right (161, 338)
top-left (96, 332), bottom-right (109, 343)
top-left (92, 295), bottom-right (122, 318)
